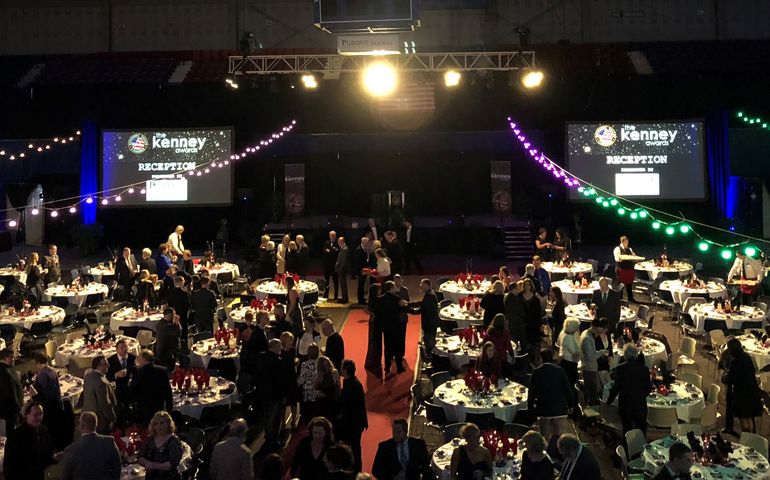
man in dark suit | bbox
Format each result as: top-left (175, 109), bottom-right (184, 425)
top-left (191, 277), bottom-right (218, 333)
top-left (156, 307), bottom-right (182, 372)
top-left (106, 339), bottom-right (136, 423)
top-left (295, 234), bottom-right (310, 277)
top-left (334, 236), bottom-right (351, 303)
top-left (336, 359), bottom-right (368, 473)
top-left (354, 237), bottom-right (376, 305)
top-left (402, 219), bottom-right (422, 274)
top-left (257, 339), bottom-right (286, 449)
top-left (384, 231), bottom-right (403, 275)
top-left (129, 350), bottom-right (173, 426)
top-left (0, 348), bottom-right (23, 431)
top-left (323, 230), bottom-right (340, 300)
top-left (653, 442), bottom-right (694, 480)
top-left (528, 349), bottom-right (575, 439)
top-left (372, 418), bottom-right (435, 480)
top-left (43, 244), bottom-right (61, 285)
top-left (591, 277), bottom-right (621, 337)
top-left (139, 248), bottom-right (157, 275)
top-left (606, 344), bottom-right (652, 435)
top-left (115, 247), bottom-right (138, 301)
top-left (322, 319), bottom-right (345, 371)
top-left (376, 281), bottom-right (408, 375)
top-left (365, 217), bottom-right (381, 242)
top-left (166, 275), bottom-right (191, 354)
top-left (557, 434), bottom-right (601, 480)
top-left (408, 279), bottom-right (439, 362)
top-left (60, 411), bottom-right (122, 480)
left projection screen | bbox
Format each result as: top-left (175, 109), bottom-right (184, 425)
top-left (102, 128), bottom-right (233, 206)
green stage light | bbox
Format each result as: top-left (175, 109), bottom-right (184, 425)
top-left (737, 111), bottom-right (744, 117)
top-left (697, 241), bottom-right (709, 252)
top-left (610, 198), bottom-right (618, 206)
top-left (595, 197), bottom-right (603, 204)
top-left (721, 249), bottom-right (733, 260)
top-left (577, 186), bottom-right (584, 193)
top-left (630, 212), bottom-right (639, 220)
top-left (617, 208), bottom-right (625, 215)
top-left (639, 211), bottom-right (648, 219)
top-left (744, 246), bottom-right (757, 257)
top-left (652, 221), bottom-right (661, 230)
top-left (679, 224), bottom-right (690, 234)
top-left (602, 201), bottom-right (610, 208)
top-left (665, 226), bottom-right (675, 235)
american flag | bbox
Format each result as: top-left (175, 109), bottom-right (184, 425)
top-left (378, 83), bottom-right (436, 112)
top-left (128, 134), bottom-right (148, 152)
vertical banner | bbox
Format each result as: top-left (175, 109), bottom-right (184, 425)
top-left (490, 161), bottom-right (512, 214)
top-left (284, 163), bottom-right (306, 217)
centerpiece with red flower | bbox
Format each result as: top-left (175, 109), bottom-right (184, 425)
top-left (458, 326), bottom-right (482, 348)
top-left (481, 430), bottom-right (518, 467)
top-left (274, 272), bottom-right (301, 286)
top-left (458, 296), bottom-right (482, 315)
top-left (171, 367), bottom-right (211, 394)
top-left (250, 298), bottom-right (278, 311)
top-left (454, 272), bottom-right (485, 290)
top-left (83, 326), bottom-right (115, 350)
top-left (112, 425), bottom-right (148, 460)
top-left (214, 328), bottom-right (238, 351)
top-left (463, 368), bottom-right (497, 396)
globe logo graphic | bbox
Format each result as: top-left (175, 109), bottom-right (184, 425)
top-left (127, 133), bottom-right (149, 154)
top-left (594, 125), bottom-right (617, 147)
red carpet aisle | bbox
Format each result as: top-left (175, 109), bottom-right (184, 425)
top-left (342, 309), bottom-right (421, 474)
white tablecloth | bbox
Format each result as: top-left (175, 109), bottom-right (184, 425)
top-left (110, 307), bottom-right (164, 332)
top-left (254, 280), bottom-right (318, 302)
top-left (195, 262), bottom-right (240, 281)
top-left (735, 334), bottom-right (770, 371)
top-left (541, 262), bottom-right (593, 279)
top-left (688, 304), bottom-right (767, 332)
top-left (226, 306), bottom-right (276, 326)
top-left (564, 303), bottom-right (637, 325)
top-left (88, 266), bottom-right (115, 283)
top-left (439, 280), bottom-right (492, 303)
top-left (173, 376), bottom-right (238, 419)
top-left (0, 268), bottom-right (26, 285)
top-left (603, 380), bottom-right (704, 424)
top-left (0, 305), bottom-right (65, 329)
top-left (433, 335), bottom-right (484, 370)
top-left (552, 279), bottom-right (600, 305)
top-left (659, 280), bottom-right (728, 305)
top-left (439, 304), bottom-right (484, 328)
top-left (55, 335), bottom-right (140, 367)
top-left (432, 438), bottom-right (522, 480)
top-left (190, 338), bottom-right (241, 369)
top-left (642, 434), bottom-right (769, 480)
top-left (635, 261), bottom-right (693, 281)
top-left (611, 337), bottom-right (667, 370)
top-left (43, 283), bottom-right (108, 307)
top-left (434, 379), bottom-right (528, 423)
top-left (25, 373), bottom-right (83, 406)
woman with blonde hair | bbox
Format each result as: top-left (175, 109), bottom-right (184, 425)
top-left (276, 234), bottom-right (291, 275)
top-left (313, 356), bottom-right (340, 421)
top-left (480, 280), bottom-right (506, 327)
top-left (450, 423), bottom-right (493, 480)
top-left (520, 430), bottom-right (554, 480)
top-left (25, 251), bottom-right (44, 299)
top-left (137, 411), bottom-right (184, 480)
top-left (372, 248), bottom-right (391, 282)
top-left (558, 318), bottom-right (581, 388)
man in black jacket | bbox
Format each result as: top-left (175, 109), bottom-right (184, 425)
top-left (139, 248), bottom-right (157, 275)
top-left (43, 244), bottom-right (61, 285)
top-left (295, 234), bottom-right (310, 277)
top-left (409, 279), bottom-right (438, 362)
top-left (191, 277), bottom-right (217, 333)
top-left (257, 339), bottom-right (286, 450)
top-left (557, 433), bottom-right (601, 480)
top-left (402, 219), bottom-right (422, 275)
top-left (129, 350), bottom-right (173, 426)
top-left (336, 359), bottom-right (367, 473)
top-left (0, 348), bottom-right (23, 431)
top-left (106, 340), bottom-right (136, 420)
top-left (528, 349), bottom-right (575, 440)
top-left (115, 247), bottom-right (138, 297)
top-left (372, 418), bottom-right (435, 480)
top-left (606, 344), bottom-right (652, 435)
top-left (322, 319), bottom-right (345, 371)
top-left (322, 231), bottom-right (340, 300)
top-left (590, 277), bottom-right (621, 337)
top-left (653, 442), bottom-right (694, 480)
top-left (376, 281), bottom-right (408, 375)
top-left (156, 307), bottom-right (182, 372)
top-left (166, 275), bottom-right (191, 354)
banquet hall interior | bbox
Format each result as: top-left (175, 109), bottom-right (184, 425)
top-left (2, 1), bottom-right (770, 479)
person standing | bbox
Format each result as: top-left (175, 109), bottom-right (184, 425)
top-left (384, 231), bottom-right (403, 276)
top-left (527, 349), bottom-right (575, 440)
top-left (409, 279), bottom-right (439, 362)
top-left (258, 339), bottom-right (286, 449)
top-left (322, 319), bottom-right (345, 372)
top-left (295, 234), bottom-right (311, 277)
top-left (156, 244), bottom-right (173, 281)
top-left (59, 411), bottom-right (122, 480)
top-left (728, 251), bottom-right (764, 305)
top-left (354, 237), bottom-right (375, 306)
top-left (166, 276), bottom-right (191, 354)
top-left (590, 278), bottom-right (621, 338)
top-left (82, 355), bottom-right (117, 434)
top-left (534, 227), bottom-right (553, 261)
top-left (107, 339), bottom-right (136, 423)
top-left (579, 318), bottom-right (608, 406)
top-left (167, 225), bottom-right (185, 267)
top-left (724, 337), bottom-right (763, 433)
top-left (276, 234), bottom-right (291, 276)
top-left (393, 274), bottom-right (410, 363)
top-left (372, 418), bottom-right (435, 480)
top-left (377, 281), bottom-right (408, 375)
top-left (532, 256), bottom-right (551, 297)
top-left (191, 276), bottom-right (217, 333)
top-left (336, 359), bottom-right (368, 473)
top-left (402, 219), bottom-right (422, 275)
top-left (209, 419), bottom-right (254, 480)
top-left (334, 237), bottom-right (350, 304)
top-left (504, 281), bottom-right (526, 345)
top-left (0, 348), bottom-right (23, 434)
top-left (612, 235), bottom-right (637, 303)
top-left (605, 344), bottom-right (651, 435)
top-left (3, 402), bottom-right (56, 480)
top-left (139, 248), bottom-right (157, 276)
top-left (31, 353), bottom-right (72, 448)
top-left (323, 231), bottom-right (340, 301)
top-left (365, 218), bottom-right (381, 242)
top-left (156, 307), bottom-right (182, 371)
top-left (115, 247), bottom-right (138, 296)
top-left (480, 281), bottom-right (506, 328)
top-left (43, 244), bottom-right (61, 285)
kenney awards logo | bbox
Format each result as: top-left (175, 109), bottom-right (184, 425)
top-left (594, 125), bottom-right (617, 147)
top-left (127, 133), bottom-right (149, 154)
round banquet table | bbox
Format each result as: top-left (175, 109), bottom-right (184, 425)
top-left (433, 334), bottom-right (517, 370)
top-left (610, 337), bottom-right (667, 370)
top-left (551, 279), bottom-right (600, 305)
top-left (24, 373), bottom-right (83, 406)
top-left (642, 434), bottom-right (769, 480)
top-left (688, 304), bottom-right (767, 333)
top-left (564, 303), bottom-right (637, 325)
top-left (0, 305), bottom-right (65, 330)
top-left (195, 262), bottom-right (240, 281)
top-left (226, 305), bottom-right (276, 327)
top-left (603, 380), bottom-right (705, 424)
top-left (635, 261), bottom-right (693, 281)
top-left (432, 438), bottom-right (524, 480)
top-left (439, 304), bottom-right (484, 329)
top-left (439, 280), bottom-right (492, 304)
top-left (0, 267), bottom-right (26, 286)
top-left (433, 378), bottom-right (528, 423)
top-left (734, 334), bottom-right (770, 371)
top-left (254, 280), bottom-right (318, 303)
top-left (55, 335), bottom-right (140, 367)
top-left (658, 280), bottom-right (728, 305)
top-left (43, 283), bottom-right (108, 307)
top-left (110, 307), bottom-right (164, 332)
top-left (190, 338), bottom-right (241, 370)
top-left (88, 265), bottom-right (115, 283)
top-left (173, 376), bottom-right (238, 419)
top-left (540, 261), bottom-right (593, 280)
top-left (120, 442), bottom-right (193, 480)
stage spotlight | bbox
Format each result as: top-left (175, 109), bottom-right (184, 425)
top-left (362, 61), bottom-right (398, 97)
top-left (301, 74), bottom-right (318, 89)
top-left (520, 69), bottom-right (544, 89)
top-left (444, 70), bottom-right (461, 87)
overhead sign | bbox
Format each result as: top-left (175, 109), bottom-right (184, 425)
top-left (337, 34), bottom-right (400, 55)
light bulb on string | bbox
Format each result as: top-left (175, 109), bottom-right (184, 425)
top-left (679, 224), bottom-right (691, 234)
top-left (665, 226), bottom-right (675, 236)
top-left (744, 245), bottom-right (757, 257)
top-left (69, 207), bottom-right (77, 214)
top-left (697, 241), bottom-right (709, 252)
top-left (31, 208), bottom-right (39, 215)
top-left (86, 197), bottom-right (93, 204)
top-left (652, 221), bottom-right (661, 230)
top-left (617, 207), bottom-right (625, 215)
top-left (128, 188), bottom-right (135, 194)
top-left (720, 249), bottom-right (733, 260)
top-left (630, 212), bottom-right (638, 220)
top-left (8, 220), bottom-right (17, 228)
top-left (140, 188), bottom-right (146, 194)
top-left (50, 210), bottom-right (58, 218)
top-left (101, 199), bottom-right (108, 205)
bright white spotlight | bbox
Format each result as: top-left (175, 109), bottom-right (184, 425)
top-left (362, 61), bottom-right (398, 97)
top-left (8, 220), bottom-right (17, 228)
top-left (444, 70), bottom-right (461, 87)
top-left (301, 74), bottom-right (318, 89)
top-left (521, 69), bottom-right (544, 89)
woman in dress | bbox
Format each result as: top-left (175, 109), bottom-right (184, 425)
top-left (449, 423), bottom-right (493, 480)
top-left (520, 430), bottom-right (554, 480)
top-left (285, 241), bottom-right (300, 274)
top-left (557, 318), bottom-right (581, 389)
top-left (372, 248), bottom-right (391, 282)
top-left (547, 286), bottom-right (566, 344)
top-left (291, 416), bottom-right (334, 480)
top-left (476, 341), bottom-right (503, 378)
top-left (725, 338), bottom-right (763, 433)
top-left (298, 343), bottom-right (321, 423)
top-left (137, 411), bottom-right (184, 480)
top-left (552, 228), bottom-right (572, 261)
top-left (520, 278), bottom-right (544, 365)
top-left (480, 281), bottom-right (506, 327)
top-left (260, 241), bottom-right (278, 279)
top-left (534, 227), bottom-right (553, 262)
top-left (483, 313), bottom-right (515, 374)
top-left (276, 234), bottom-right (291, 275)
top-left (286, 276), bottom-right (304, 335)
top-left (31, 353), bottom-right (73, 449)
top-left (25, 251), bottom-right (44, 301)
top-left (3, 401), bottom-right (56, 480)
top-left (313, 356), bottom-right (340, 422)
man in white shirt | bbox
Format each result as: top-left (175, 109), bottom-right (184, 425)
top-left (167, 225), bottom-right (185, 265)
top-left (728, 251), bottom-right (764, 304)
top-left (612, 235), bottom-right (637, 303)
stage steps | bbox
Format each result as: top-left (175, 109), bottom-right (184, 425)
top-left (503, 226), bottom-right (533, 261)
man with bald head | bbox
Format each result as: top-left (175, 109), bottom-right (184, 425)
top-left (60, 411), bottom-right (122, 480)
top-left (210, 418), bottom-right (253, 480)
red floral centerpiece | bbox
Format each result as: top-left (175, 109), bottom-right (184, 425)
top-left (463, 368), bottom-right (497, 395)
top-left (171, 367), bottom-right (211, 393)
top-left (274, 272), bottom-right (301, 286)
top-left (112, 425), bottom-right (148, 458)
top-left (214, 328), bottom-right (238, 349)
top-left (458, 327), bottom-right (481, 347)
top-left (657, 383), bottom-right (670, 396)
top-left (481, 430), bottom-right (518, 465)
top-left (250, 298), bottom-right (278, 311)
top-left (454, 273), bottom-right (485, 289)
top-left (459, 296), bottom-right (481, 313)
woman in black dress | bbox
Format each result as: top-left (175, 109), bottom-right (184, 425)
top-left (547, 286), bottom-right (566, 345)
top-left (25, 251), bottom-right (44, 301)
top-left (291, 416), bottom-right (334, 480)
top-left (552, 228), bottom-right (572, 261)
top-left (285, 241), bottom-right (300, 275)
top-left (726, 338), bottom-right (763, 433)
top-left (313, 356), bottom-right (339, 422)
top-left (137, 411), bottom-right (184, 480)
top-left (520, 430), bottom-right (554, 480)
top-left (450, 423), bottom-right (493, 480)
top-left (480, 281), bottom-right (506, 327)
top-left (520, 278), bottom-right (544, 365)
top-left (3, 401), bottom-right (56, 480)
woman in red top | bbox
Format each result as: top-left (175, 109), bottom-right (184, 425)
top-left (483, 313), bottom-right (515, 374)
top-left (477, 341), bottom-right (504, 378)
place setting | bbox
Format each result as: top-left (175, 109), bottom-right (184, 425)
top-left (55, 327), bottom-right (140, 367)
top-left (433, 369), bottom-right (528, 423)
top-left (439, 272), bottom-right (493, 303)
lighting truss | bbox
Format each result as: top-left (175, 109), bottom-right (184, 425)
top-left (228, 51), bottom-right (536, 76)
